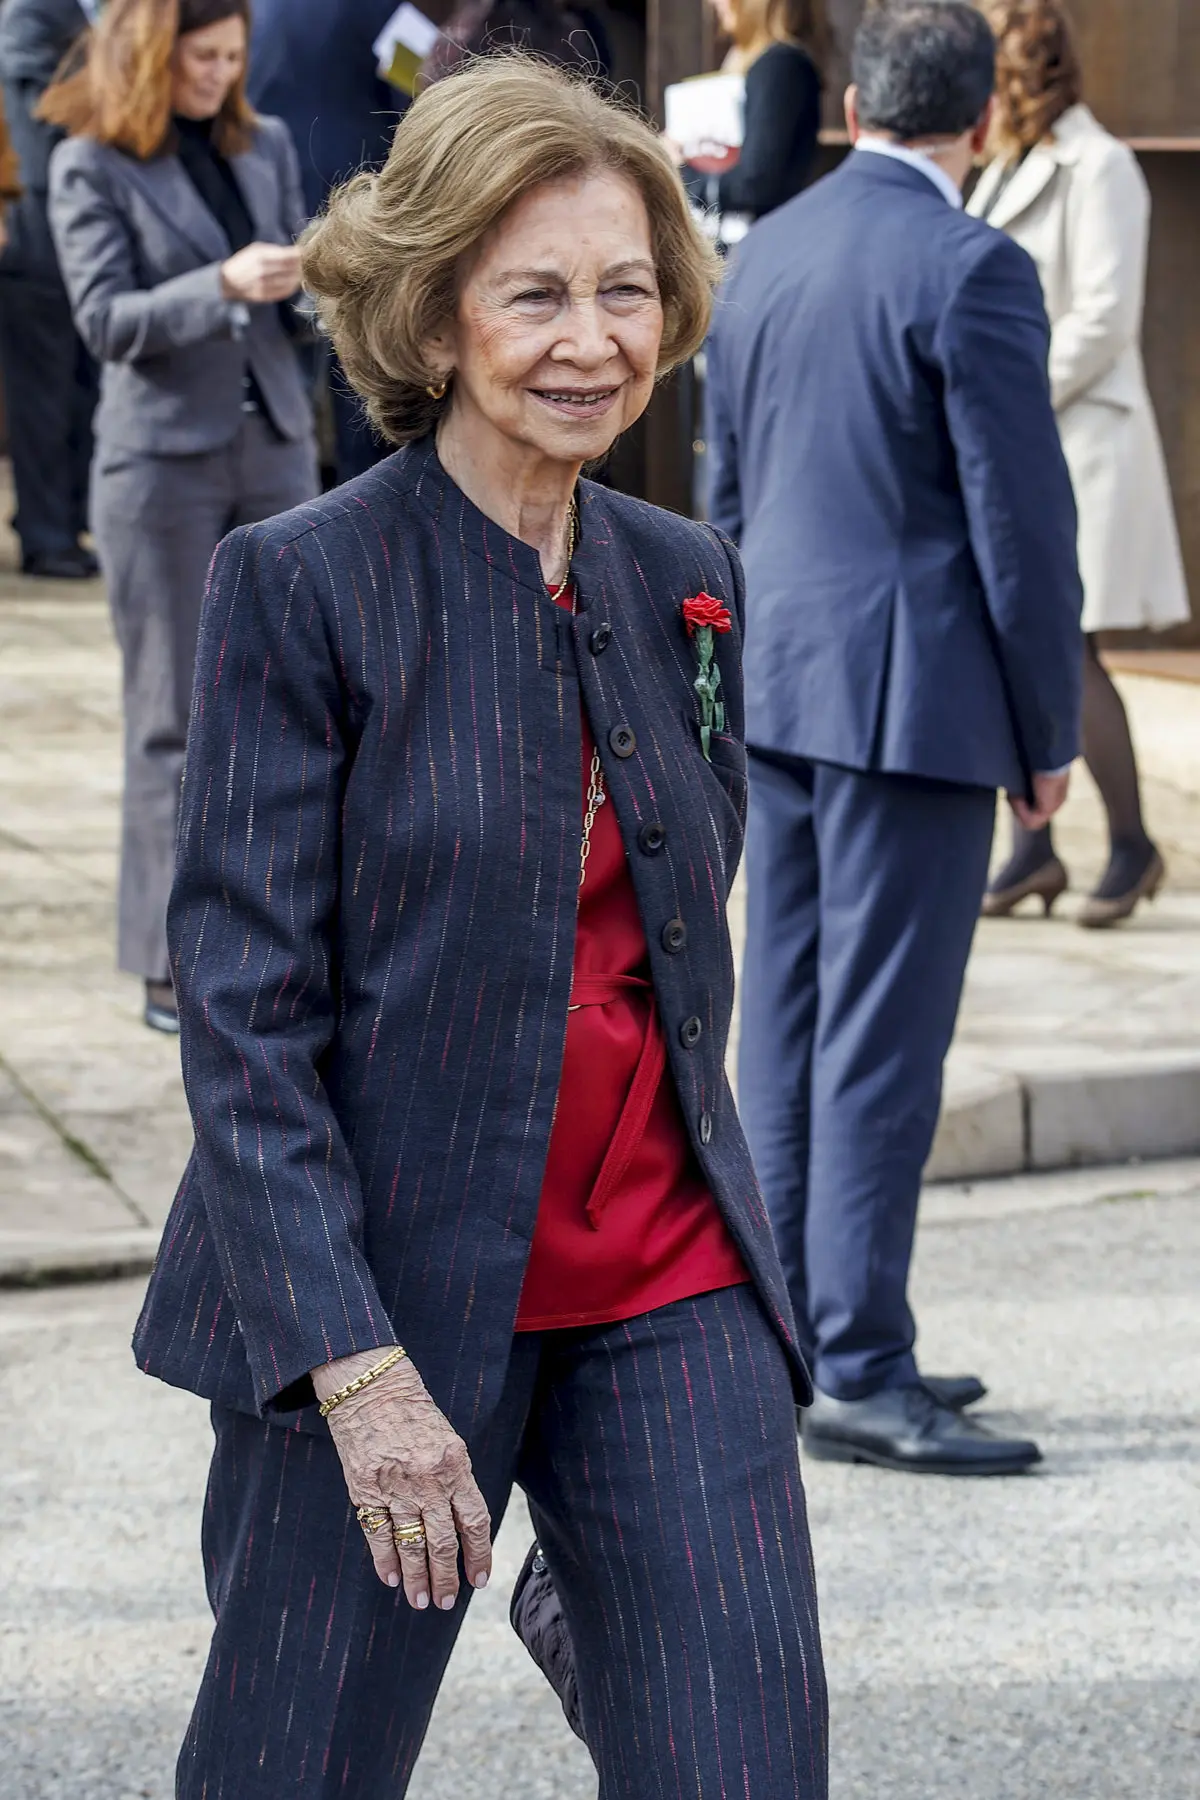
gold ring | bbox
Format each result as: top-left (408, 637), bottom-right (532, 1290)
top-left (392, 1520), bottom-right (427, 1549)
top-left (356, 1505), bottom-right (392, 1536)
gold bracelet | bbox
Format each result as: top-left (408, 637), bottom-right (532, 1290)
top-left (317, 1345), bottom-right (408, 1417)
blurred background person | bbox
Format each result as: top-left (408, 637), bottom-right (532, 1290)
top-left (0, 85), bottom-right (22, 237)
top-left (246, 0), bottom-right (401, 482)
top-left (0, 0), bottom-right (98, 580)
top-left (43, 0), bottom-right (318, 1034)
top-left (673, 0), bottom-right (827, 246)
top-left (973, 0), bottom-right (1188, 928)
top-left (708, 0), bottom-right (1083, 1474)
top-left (422, 0), bottom-right (615, 84)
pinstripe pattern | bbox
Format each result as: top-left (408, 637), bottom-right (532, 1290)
top-left (133, 436), bottom-right (808, 1440)
top-left (181, 1287), bottom-right (827, 1799)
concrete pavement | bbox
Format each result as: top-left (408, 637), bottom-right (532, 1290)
top-left (3, 1158), bottom-right (1199, 1798)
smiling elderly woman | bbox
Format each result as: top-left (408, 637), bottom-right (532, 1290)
top-left (133, 55), bottom-right (827, 1800)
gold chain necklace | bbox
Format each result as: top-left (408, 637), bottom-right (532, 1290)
top-left (544, 497), bottom-right (607, 890)
top-left (546, 499), bottom-right (578, 607)
top-left (579, 747), bottom-right (606, 889)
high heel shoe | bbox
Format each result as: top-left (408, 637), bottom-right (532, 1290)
top-left (980, 856), bottom-right (1069, 918)
top-left (1077, 848), bottom-right (1165, 929)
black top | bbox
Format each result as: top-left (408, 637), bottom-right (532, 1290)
top-left (173, 112), bottom-right (254, 252)
top-left (688, 42), bottom-right (822, 223)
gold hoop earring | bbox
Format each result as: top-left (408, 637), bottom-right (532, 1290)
top-left (426, 378), bottom-right (448, 401)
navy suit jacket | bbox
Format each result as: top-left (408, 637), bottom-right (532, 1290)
top-left (247, 0), bottom-right (403, 215)
top-left (707, 151), bottom-right (1084, 793)
top-left (133, 439), bottom-right (808, 1436)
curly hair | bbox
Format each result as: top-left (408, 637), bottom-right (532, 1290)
top-left (980, 0), bottom-right (1084, 162)
top-left (300, 56), bottom-right (721, 447)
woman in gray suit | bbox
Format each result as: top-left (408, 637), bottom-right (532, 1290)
top-left (43, 0), bottom-right (319, 1031)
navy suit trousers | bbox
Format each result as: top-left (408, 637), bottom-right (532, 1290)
top-left (739, 752), bottom-right (996, 1399)
top-left (178, 1286), bottom-right (827, 1799)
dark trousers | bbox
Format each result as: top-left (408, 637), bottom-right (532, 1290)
top-left (92, 414), bottom-right (319, 979)
top-left (738, 751), bottom-right (996, 1400)
top-left (330, 353), bottom-right (390, 483)
top-left (0, 276), bottom-right (97, 558)
top-left (178, 1286), bottom-right (827, 1799)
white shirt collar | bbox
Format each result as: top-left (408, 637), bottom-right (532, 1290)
top-left (853, 137), bottom-right (965, 210)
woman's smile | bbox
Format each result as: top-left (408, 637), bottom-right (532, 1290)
top-left (528, 382), bottom-right (623, 419)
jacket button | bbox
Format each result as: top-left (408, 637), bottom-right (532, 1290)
top-left (638, 822), bottom-right (666, 855)
top-left (661, 917), bottom-right (687, 954)
top-left (589, 622), bottom-right (612, 655)
top-left (680, 1015), bottom-right (703, 1049)
top-left (699, 1111), bottom-right (713, 1145)
top-left (609, 724), bottom-right (637, 759)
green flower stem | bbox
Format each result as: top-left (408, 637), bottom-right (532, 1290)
top-left (692, 623), bottom-right (726, 760)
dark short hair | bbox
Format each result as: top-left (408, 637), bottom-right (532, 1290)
top-left (852, 2), bottom-right (996, 140)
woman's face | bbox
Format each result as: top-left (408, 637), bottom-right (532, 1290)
top-left (432, 170), bottom-right (665, 471)
top-left (171, 14), bottom-right (247, 121)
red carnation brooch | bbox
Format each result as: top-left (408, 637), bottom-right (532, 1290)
top-left (681, 593), bottom-right (733, 761)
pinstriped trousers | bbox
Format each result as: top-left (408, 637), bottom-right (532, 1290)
top-left (178, 1286), bottom-right (827, 1799)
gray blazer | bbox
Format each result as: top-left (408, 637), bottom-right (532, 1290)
top-left (48, 115), bottom-right (312, 455)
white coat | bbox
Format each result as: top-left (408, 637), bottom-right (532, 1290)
top-left (969, 104), bottom-right (1189, 633)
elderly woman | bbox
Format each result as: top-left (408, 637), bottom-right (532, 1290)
top-left (133, 56), bottom-right (827, 1800)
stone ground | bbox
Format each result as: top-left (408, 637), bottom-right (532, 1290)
top-left (2, 1160), bottom-right (1199, 1799)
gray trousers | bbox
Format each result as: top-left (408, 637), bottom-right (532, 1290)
top-left (93, 414), bottom-right (318, 979)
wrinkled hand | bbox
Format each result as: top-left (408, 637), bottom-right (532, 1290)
top-left (1009, 769), bottom-right (1071, 832)
top-left (313, 1349), bottom-right (493, 1612)
top-left (220, 241), bottom-right (302, 304)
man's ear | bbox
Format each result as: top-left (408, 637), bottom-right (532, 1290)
top-left (970, 95), bottom-right (996, 157)
top-left (844, 84), bottom-right (861, 143)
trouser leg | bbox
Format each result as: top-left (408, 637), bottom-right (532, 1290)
top-left (92, 444), bottom-right (232, 978)
top-left (180, 1352), bottom-right (539, 1799)
top-left (0, 277), bottom-right (95, 558)
top-left (739, 749), bottom-right (820, 1355)
top-left (521, 1287), bottom-right (828, 1799)
top-left (805, 763), bottom-right (996, 1398)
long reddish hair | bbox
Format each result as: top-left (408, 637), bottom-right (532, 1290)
top-left (980, 0), bottom-right (1084, 161)
top-left (39, 0), bottom-right (255, 161)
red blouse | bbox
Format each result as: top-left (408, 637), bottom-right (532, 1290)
top-left (514, 588), bottom-right (749, 1332)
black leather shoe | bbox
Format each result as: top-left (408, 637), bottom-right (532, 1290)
top-left (922, 1373), bottom-right (987, 1411)
top-left (802, 1384), bottom-right (1041, 1476)
top-left (144, 979), bottom-right (179, 1035)
top-left (21, 547), bottom-right (100, 580)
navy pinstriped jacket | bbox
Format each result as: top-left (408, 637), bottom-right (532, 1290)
top-left (133, 437), bottom-right (809, 1437)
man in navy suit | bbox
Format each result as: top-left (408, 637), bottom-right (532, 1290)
top-left (708, 1), bottom-right (1083, 1474)
top-left (247, 0), bottom-right (402, 481)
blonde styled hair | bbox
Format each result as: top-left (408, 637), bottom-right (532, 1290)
top-left (980, 0), bottom-right (1083, 162)
top-left (301, 56), bottom-right (720, 446)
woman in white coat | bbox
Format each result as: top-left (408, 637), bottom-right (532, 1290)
top-left (972, 0), bottom-right (1189, 928)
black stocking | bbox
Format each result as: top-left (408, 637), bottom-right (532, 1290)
top-left (989, 637), bottom-right (1156, 898)
top-left (1079, 636), bottom-right (1157, 898)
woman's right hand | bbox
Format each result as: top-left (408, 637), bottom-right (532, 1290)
top-left (312, 1349), bottom-right (494, 1612)
top-left (220, 241), bottom-right (303, 304)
